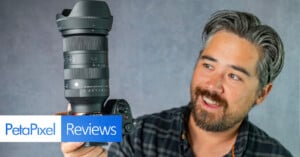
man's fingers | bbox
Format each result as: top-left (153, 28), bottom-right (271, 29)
top-left (61, 142), bottom-right (106, 157)
top-left (61, 142), bottom-right (84, 154)
top-left (81, 146), bottom-right (106, 157)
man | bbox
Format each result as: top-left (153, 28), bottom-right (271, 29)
top-left (61, 10), bottom-right (292, 157)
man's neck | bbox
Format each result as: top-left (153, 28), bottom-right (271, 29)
top-left (187, 114), bottom-right (242, 157)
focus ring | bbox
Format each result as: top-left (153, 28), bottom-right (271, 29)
top-left (64, 68), bottom-right (108, 79)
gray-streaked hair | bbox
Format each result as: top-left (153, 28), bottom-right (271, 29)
top-left (202, 10), bottom-right (284, 91)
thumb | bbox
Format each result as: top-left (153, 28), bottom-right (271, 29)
top-left (67, 103), bottom-right (72, 113)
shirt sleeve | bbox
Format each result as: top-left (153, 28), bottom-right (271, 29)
top-left (107, 135), bottom-right (134, 157)
top-left (107, 119), bottom-right (141, 157)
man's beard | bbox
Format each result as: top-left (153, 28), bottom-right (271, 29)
top-left (190, 87), bottom-right (249, 132)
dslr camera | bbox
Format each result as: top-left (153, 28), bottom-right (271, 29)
top-left (56, 0), bottom-right (134, 145)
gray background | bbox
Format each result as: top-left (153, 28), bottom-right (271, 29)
top-left (0, 0), bottom-right (299, 156)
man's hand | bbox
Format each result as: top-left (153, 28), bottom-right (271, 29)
top-left (61, 142), bottom-right (107, 157)
top-left (60, 104), bottom-right (107, 157)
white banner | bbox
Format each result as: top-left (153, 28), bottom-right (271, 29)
top-left (0, 116), bottom-right (61, 142)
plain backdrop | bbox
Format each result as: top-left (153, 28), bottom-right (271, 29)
top-left (0, 0), bottom-right (299, 156)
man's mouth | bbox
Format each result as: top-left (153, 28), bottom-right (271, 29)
top-left (193, 87), bottom-right (228, 111)
top-left (201, 96), bottom-right (222, 109)
top-left (203, 96), bottom-right (218, 105)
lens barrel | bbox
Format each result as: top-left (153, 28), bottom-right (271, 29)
top-left (56, 1), bottom-right (113, 113)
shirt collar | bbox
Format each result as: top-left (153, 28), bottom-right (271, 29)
top-left (232, 116), bottom-right (249, 157)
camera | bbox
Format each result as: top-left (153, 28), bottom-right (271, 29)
top-left (56, 0), bottom-right (134, 145)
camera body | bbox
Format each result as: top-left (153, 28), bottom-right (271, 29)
top-left (56, 0), bottom-right (134, 144)
top-left (103, 99), bottom-right (134, 135)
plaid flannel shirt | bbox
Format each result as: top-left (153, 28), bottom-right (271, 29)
top-left (108, 106), bottom-right (293, 157)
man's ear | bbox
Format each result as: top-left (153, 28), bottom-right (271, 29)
top-left (256, 83), bottom-right (273, 105)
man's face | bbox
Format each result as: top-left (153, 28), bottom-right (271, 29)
top-left (190, 31), bottom-right (262, 132)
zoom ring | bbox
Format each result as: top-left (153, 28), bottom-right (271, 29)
top-left (64, 67), bottom-right (108, 79)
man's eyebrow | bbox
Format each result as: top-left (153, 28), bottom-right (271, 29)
top-left (200, 55), bottom-right (251, 77)
top-left (230, 65), bottom-right (251, 77)
top-left (200, 55), bottom-right (217, 62)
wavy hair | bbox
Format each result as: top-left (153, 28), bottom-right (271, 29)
top-left (202, 10), bottom-right (284, 91)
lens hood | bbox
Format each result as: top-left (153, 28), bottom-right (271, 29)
top-left (56, 0), bottom-right (113, 36)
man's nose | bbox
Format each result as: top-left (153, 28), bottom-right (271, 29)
top-left (206, 73), bottom-right (224, 94)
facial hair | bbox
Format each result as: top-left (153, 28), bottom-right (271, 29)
top-left (190, 87), bottom-right (249, 132)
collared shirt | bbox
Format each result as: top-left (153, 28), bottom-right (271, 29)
top-left (108, 106), bottom-right (293, 157)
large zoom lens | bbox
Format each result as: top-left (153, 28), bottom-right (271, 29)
top-left (56, 1), bottom-right (112, 114)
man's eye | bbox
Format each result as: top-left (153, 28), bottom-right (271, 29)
top-left (203, 63), bottom-right (214, 70)
top-left (229, 73), bottom-right (242, 81)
